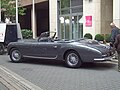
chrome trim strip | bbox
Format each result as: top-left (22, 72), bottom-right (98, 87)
top-left (102, 54), bottom-right (107, 57)
top-left (94, 56), bottom-right (113, 61)
top-left (23, 55), bottom-right (57, 60)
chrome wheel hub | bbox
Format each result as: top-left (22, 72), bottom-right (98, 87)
top-left (12, 50), bottom-right (21, 61)
top-left (67, 53), bottom-right (79, 66)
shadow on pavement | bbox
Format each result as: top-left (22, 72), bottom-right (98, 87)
top-left (9, 58), bottom-right (65, 67)
top-left (8, 58), bottom-right (117, 70)
top-left (81, 61), bottom-right (117, 70)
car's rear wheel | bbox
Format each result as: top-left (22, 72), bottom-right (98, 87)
top-left (65, 51), bottom-right (82, 68)
top-left (10, 48), bottom-right (22, 62)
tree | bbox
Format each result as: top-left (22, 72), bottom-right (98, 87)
top-left (1, 0), bottom-right (26, 22)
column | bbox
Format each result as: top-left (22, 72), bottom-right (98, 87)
top-left (31, 7), bottom-right (37, 39)
top-left (49, 0), bottom-right (58, 36)
top-left (113, 0), bottom-right (120, 28)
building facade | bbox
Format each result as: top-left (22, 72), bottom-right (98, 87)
top-left (20, 0), bottom-right (120, 39)
top-left (20, 0), bottom-right (49, 38)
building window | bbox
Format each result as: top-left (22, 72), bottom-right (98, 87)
top-left (60, 0), bottom-right (70, 14)
top-left (71, 0), bottom-right (83, 13)
top-left (58, 0), bottom-right (83, 40)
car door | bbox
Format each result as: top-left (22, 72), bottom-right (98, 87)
top-left (34, 42), bottom-right (61, 59)
top-left (19, 42), bottom-right (39, 56)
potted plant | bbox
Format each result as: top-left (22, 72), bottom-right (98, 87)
top-left (21, 29), bottom-right (33, 39)
top-left (84, 33), bottom-right (93, 39)
top-left (94, 34), bottom-right (104, 43)
top-left (104, 34), bottom-right (111, 43)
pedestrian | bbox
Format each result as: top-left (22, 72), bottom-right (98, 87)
top-left (114, 34), bottom-right (120, 72)
top-left (110, 22), bottom-right (120, 46)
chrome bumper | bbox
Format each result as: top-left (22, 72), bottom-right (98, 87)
top-left (94, 56), bottom-right (113, 62)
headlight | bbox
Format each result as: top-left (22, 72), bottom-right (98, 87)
top-left (102, 54), bottom-right (107, 57)
top-left (110, 51), bottom-right (115, 55)
top-left (102, 52), bottom-right (111, 57)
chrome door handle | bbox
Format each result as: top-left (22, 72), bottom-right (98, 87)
top-left (54, 46), bottom-right (57, 48)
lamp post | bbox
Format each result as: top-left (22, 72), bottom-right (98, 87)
top-left (16, 0), bottom-right (18, 23)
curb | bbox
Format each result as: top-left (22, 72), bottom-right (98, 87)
top-left (0, 65), bottom-right (43, 90)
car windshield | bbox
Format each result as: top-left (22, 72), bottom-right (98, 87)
top-left (37, 32), bottom-right (56, 42)
top-left (39, 32), bottom-right (56, 38)
top-left (39, 32), bottom-right (49, 38)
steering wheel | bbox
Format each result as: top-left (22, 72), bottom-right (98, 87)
top-left (51, 32), bottom-right (56, 39)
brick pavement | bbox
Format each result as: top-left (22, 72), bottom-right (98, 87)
top-left (0, 82), bottom-right (8, 90)
top-left (0, 57), bottom-right (120, 90)
top-left (7, 60), bottom-right (120, 90)
top-left (0, 65), bottom-right (43, 90)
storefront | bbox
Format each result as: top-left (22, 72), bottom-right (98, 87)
top-left (58, 0), bottom-right (83, 40)
top-left (50, 0), bottom-right (113, 39)
top-left (20, 0), bottom-right (49, 38)
top-left (20, 0), bottom-right (120, 39)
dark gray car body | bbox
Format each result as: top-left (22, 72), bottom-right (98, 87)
top-left (7, 38), bottom-right (115, 63)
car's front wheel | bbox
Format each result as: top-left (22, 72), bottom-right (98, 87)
top-left (10, 48), bottom-right (23, 63)
top-left (65, 51), bottom-right (82, 68)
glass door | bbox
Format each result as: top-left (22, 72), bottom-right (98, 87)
top-left (60, 16), bottom-right (65, 39)
top-left (59, 14), bottom-right (83, 40)
top-left (72, 16), bottom-right (77, 39)
top-left (78, 15), bottom-right (83, 38)
top-left (71, 15), bottom-right (83, 40)
top-left (60, 16), bottom-right (70, 39)
top-left (64, 16), bottom-right (70, 39)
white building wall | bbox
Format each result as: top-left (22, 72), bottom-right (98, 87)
top-left (101, 0), bottom-right (113, 34)
top-left (49, 0), bottom-right (58, 36)
top-left (83, 0), bottom-right (101, 38)
top-left (83, 0), bottom-right (113, 39)
top-left (113, 0), bottom-right (120, 28)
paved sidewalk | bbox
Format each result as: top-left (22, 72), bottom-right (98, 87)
top-left (0, 59), bottom-right (119, 90)
top-left (0, 82), bottom-right (8, 90)
top-left (0, 65), bottom-right (43, 90)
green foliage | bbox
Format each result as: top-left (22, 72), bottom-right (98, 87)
top-left (21, 29), bottom-right (33, 39)
top-left (18, 7), bottom-right (26, 15)
top-left (84, 33), bottom-right (93, 39)
top-left (94, 34), bottom-right (104, 41)
top-left (104, 34), bottom-right (111, 42)
top-left (1, 0), bottom-right (26, 22)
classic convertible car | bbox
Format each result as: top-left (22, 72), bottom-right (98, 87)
top-left (7, 32), bottom-right (115, 68)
